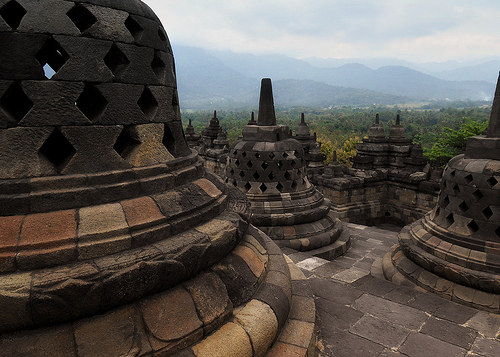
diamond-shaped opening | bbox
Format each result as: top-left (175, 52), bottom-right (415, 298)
top-left (0, 0), bottom-right (26, 29)
top-left (125, 15), bottom-right (144, 40)
top-left (113, 126), bottom-right (140, 160)
top-left (239, 171), bottom-right (245, 178)
top-left (464, 174), bottom-right (473, 184)
top-left (162, 124), bottom-right (176, 157)
top-left (151, 50), bottom-right (166, 80)
top-left (232, 150), bottom-right (238, 155)
top-left (261, 161), bottom-right (269, 170)
top-left (473, 189), bottom-right (484, 200)
top-left (467, 220), bottom-right (479, 233)
top-left (232, 180), bottom-right (237, 187)
top-left (294, 150), bottom-right (300, 157)
top-left (254, 152), bottom-right (260, 159)
top-left (269, 152), bottom-right (275, 159)
top-left (487, 176), bottom-right (498, 188)
top-left (137, 87), bottom-right (158, 118)
top-left (450, 170), bottom-right (456, 177)
top-left (458, 201), bottom-right (469, 212)
top-left (39, 128), bottom-right (75, 172)
top-left (291, 180), bottom-right (297, 190)
top-left (495, 226), bottom-right (500, 238)
top-left (276, 182), bottom-right (283, 192)
top-left (36, 37), bottom-right (69, 79)
top-left (268, 172), bottom-right (275, 180)
top-left (291, 160), bottom-right (296, 167)
top-left (246, 160), bottom-right (253, 168)
top-left (259, 183), bottom-right (267, 193)
top-left (241, 151), bottom-right (247, 158)
top-left (253, 172), bottom-right (260, 180)
top-left (67, 4), bottom-right (96, 33)
top-left (76, 84), bottom-right (107, 121)
top-left (229, 168), bottom-right (234, 175)
top-left (0, 82), bottom-right (32, 124)
top-left (235, 159), bottom-right (240, 167)
top-left (244, 182), bottom-right (251, 191)
top-left (284, 171), bottom-right (291, 180)
top-left (453, 184), bottom-right (460, 194)
top-left (158, 27), bottom-right (167, 42)
top-left (483, 206), bottom-right (493, 220)
top-left (445, 213), bottom-right (454, 226)
top-left (277, 160), bottom-right (283, 168)
top-left (442, 195), bottom-right (450, 208)
top-left (282, 152), bottom-right (289, 158)
top-left (104, 43), bottom-right (130, 76)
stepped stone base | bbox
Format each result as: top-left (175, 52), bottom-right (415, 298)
top-left (0, 225), bottom-right (316, 357)
top-left (383, 245), bottom-right (500, 313)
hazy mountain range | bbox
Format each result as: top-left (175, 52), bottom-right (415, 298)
top-left (173, 45), bottom-right (497, 109)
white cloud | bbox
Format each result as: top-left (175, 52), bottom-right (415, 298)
top-left (143, 0), bottom-right (500, 62)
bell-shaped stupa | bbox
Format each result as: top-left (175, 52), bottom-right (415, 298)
top-left (384, 74), bottom-right (500, 312)
top-left (0, 2), bottom-right (314, 355)
top-left (226, 79), bottom-right (350, 258)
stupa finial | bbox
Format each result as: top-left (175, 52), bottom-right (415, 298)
top-left (487, 72), bottom-right (500, 138)
top-left (257, 78), bottom-right (277, 126)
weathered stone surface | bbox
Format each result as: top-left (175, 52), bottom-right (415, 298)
top-left (184, 272), bottom-right (232, 331)
top-left (0, 324), bottom-right (76, 357)
top-left (74, 306), bottom-right (138, 357)
top-left (235, 299), bottom-right (279, 357)
top-left (349, 315), bottom-right (410, 348)
top-left (140, 287), bottom-right (202, 342)
top-left (399, 332), bottom-right (467, 357)
top-left (191, 322), bottom-right (253, 357)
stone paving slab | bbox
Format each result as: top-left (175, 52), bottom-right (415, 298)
top-left (287, 223), bottom-right (500, 357)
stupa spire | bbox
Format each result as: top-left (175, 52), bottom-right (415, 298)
top-left (257, 78), bottom-right (276, 126)
top-left (487, 72), bottom-right (500, 138)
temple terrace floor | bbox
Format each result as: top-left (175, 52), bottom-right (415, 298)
top-left (281, 223), bottom-right (500, 357)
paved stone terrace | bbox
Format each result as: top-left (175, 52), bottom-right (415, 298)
top-left (281, 224), bottom-right (500, 357)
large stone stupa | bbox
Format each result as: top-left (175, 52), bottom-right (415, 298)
top-left (225, 78), bottom-right (350, 258)
top-left (0, 1), bottom-right (315, 355)
top-left (384, 74), bottom-right (500, 312)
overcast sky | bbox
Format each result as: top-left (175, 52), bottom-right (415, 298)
top-left (143, 1), bottom-right (500, 63)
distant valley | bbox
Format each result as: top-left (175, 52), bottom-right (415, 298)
top-left (173, 45), bottom-right (496, 109)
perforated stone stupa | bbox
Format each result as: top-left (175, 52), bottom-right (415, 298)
top-left (0, 1), bottom-right (316, 355)
top-left (293, 113), bottom-right (326, 183)
top-left (384, 74), bottom-right (500, 312)
top-left (226, 78), bottom-right (350, 258)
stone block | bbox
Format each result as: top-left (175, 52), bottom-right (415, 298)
top-left (140, 287), bottom-right (202, 345)
top-left (121, 196), bottom-right (166, 229)
top-left (51, 35), bottom-right (113, 82)
top-left (0, 272), bottom-right (32, 331)
top-left (30, 262), bottom-right (102, 327)
top-left (184, 272), bottom-right (232, 333)
top-left (0, 324), bottom-right (76, 357)
top-left (0, 33), bottom-right (47, 80)
top-left (191, 322), bottom-right (252, 357)
top-left (0, 215), bottom-right (22, 272)
top-left (74, 305), bottom-right (145, 357)
top-left (235, 299), bottom-right (279, 357)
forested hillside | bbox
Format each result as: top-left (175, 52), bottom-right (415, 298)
top-left (182, 106), bottom-right (491, 166)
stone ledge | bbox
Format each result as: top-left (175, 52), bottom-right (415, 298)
top-left (384, 245), bottom-right (500, 313)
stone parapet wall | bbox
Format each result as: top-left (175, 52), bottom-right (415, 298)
top-left (317, 177), bottom-right (439, 226)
